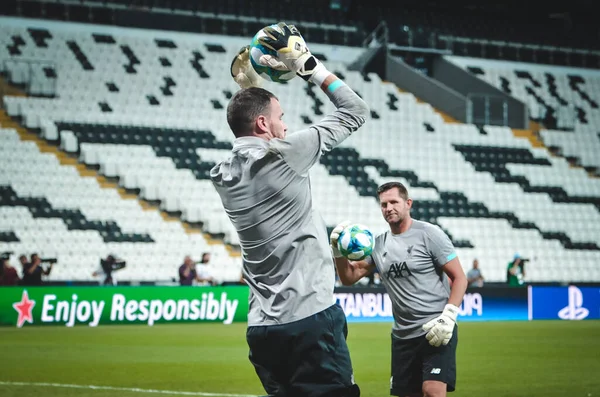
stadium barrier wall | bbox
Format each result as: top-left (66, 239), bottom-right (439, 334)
top-left (2, 285), bottom-right (598, 327)
top-left (385, 55), bottom-right (469, 123)
top-left (431, 56), bottom-right (529, 129)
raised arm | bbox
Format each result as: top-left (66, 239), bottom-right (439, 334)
top-left (259, 23), bottom-right (369, 143)
top-left (311, 73), bottom-right (370, 152)
top-left (259, 23), bottom-right (370, 174)
top-left (334, 256), bottom-right (374, 286)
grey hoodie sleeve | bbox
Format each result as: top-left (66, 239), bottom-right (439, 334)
top-left (270, 83), bottom-right (370, 175)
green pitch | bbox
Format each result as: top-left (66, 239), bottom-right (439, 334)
top-left (1, 321), bottom-right (598, 397)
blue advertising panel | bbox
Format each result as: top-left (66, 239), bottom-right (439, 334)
top-left (334, 287), bottom-right (529, 322)
top-left (529, 285), bottom-right (600, 320)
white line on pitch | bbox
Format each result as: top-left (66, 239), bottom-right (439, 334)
top-left (0, 381), bottom-right (261, 397)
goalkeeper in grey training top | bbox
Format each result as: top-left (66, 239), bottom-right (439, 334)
top-left (332, 182), bottom-right (468, 397)
top-left (211, 22), bottom-right (369, 397)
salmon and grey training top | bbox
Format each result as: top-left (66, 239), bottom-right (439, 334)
top-left (210, 83), bottom-right (369, 326)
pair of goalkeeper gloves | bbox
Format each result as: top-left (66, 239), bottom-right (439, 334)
top-left (230, 22), bottom-right (328, 89)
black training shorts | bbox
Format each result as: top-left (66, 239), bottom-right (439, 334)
top-left (246, 303), bottom-right (360, 397)
top-left (390, 325), bottom-right (458, 396)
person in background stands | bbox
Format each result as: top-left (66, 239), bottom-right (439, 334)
top-left (467, 258), bottom-right (484, 288)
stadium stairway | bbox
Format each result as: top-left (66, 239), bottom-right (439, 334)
top-left (510, 121), bottom-right (599, 180)
top-left (511, 123), bottom-right (545, 149)
top-left (0, 105), bottom-right (241, 258)
top-left (0, 75), bottom-right (26, 98)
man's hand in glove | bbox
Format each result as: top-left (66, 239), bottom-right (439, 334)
top-left (258, 22), bottom-right (329, 84)
top-left (422, 304), bottom-right (460, 347)
top-left (230, 45), bottom-right (262, 89)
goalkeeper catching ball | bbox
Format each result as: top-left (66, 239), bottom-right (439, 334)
top-left (331, 182), bottom-right (468, 397)
top-left (213, 22), bottom-right (369, 396)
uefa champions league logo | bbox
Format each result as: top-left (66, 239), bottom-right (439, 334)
top-left (557, 286), bottom-right (589, 320)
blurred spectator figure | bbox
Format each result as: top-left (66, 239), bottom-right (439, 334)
top-left (18, 255), bottom-right (28, 280)
top-left (179, 255), bottom-right (213, 286)
top-left (21, 253), bottom-right (54, 286)
top-left (197, 252), bottom-right (214, 285)
top-left (467, 259), bottom-right (484, 288)
top-left (93, 254), bottom-right (126, 286)
top-left (0, 253), bottom-right (20, 286)
top-left (507, 253), bottom-right (526, 287)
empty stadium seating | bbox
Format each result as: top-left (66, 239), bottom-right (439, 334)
top-left (1, 16), bottom-right (600, 283)
top-left (446, 56), bottom-right (600, 173)
top-left (0, 127), bottom-right (243, 283)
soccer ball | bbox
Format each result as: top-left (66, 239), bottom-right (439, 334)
top-left (249, 25), bottom-right (297, 83)
top-left (337, 224), bottom-right (375, 261)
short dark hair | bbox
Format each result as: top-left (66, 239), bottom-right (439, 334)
top-left (377, 182), bottom-right (409, 200)
top-left (227, 87), bottom-right (277, 137)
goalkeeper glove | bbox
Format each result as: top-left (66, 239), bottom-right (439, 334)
top-left (230, 45), bottom-right (262, 89)
top-left (258, 22), bottom-right (329, 84)
top-left (422, 304), bottom-right (459, 347)
top-left (330, 220), bottom-right (351, 258)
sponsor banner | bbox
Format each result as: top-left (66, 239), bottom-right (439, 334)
top-left (1, 286), bottom-right (249, 327)
top-left (335, 287), bottom-right (529, 322)
top-left (529, 285), bottom-right (600, 320)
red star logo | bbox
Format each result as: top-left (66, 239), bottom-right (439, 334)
top-left (13, 290), bottom-right (36, 328)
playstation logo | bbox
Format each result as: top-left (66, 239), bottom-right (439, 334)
top-left (557, 286), bottom-right (589, 320)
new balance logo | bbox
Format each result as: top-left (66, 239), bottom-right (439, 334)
top-left (386, 262), bottom-right (412, 279)
top-left (430, 368), bottom-right (441, 374)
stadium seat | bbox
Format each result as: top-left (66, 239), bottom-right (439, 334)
top-left (1, 18), bottom-right (600, 282)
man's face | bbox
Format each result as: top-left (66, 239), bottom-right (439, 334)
top-left (473, 260), bottom-right (479, 269)
top-left (184, 256), bottom-right (193, 266)
top-left (32, 255), bottom-right (40, 265)
top-left (19, 256), bottom-right (27, 265)
top-left (264, 98), bottom-right (287, 140)
top-left (379, 188), bottom-right (412, 226)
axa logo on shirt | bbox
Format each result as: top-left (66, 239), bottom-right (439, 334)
top-left (386, 262), bottom-right (413, 279)
top-left (558, 286), bottom-right (589, 320)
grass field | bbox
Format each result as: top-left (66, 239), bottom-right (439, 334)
top-left (1, 321), bottom-right (599, 397)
